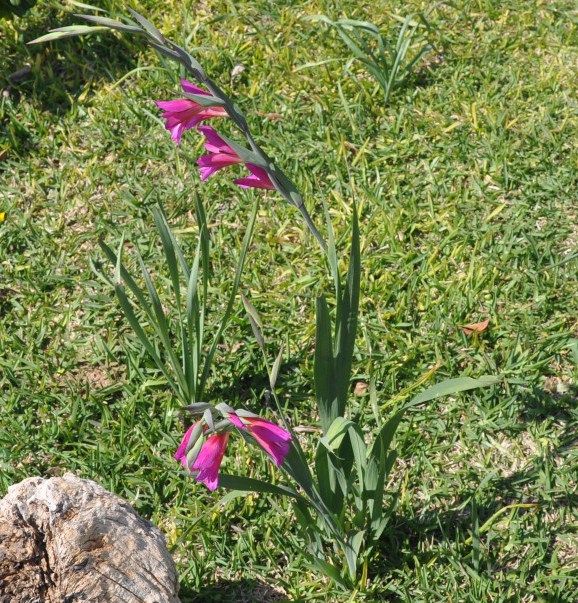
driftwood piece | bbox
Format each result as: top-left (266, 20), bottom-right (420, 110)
top-left (0, 473), bottom-right (181, 603)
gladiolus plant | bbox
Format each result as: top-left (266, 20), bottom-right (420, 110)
top-left (31, 7), bottom-right (503, 589)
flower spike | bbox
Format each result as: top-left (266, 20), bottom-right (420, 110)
top-left (155, 79), bottom-right (228, 145)
top-left (197, 126), bottom-right (275, 190)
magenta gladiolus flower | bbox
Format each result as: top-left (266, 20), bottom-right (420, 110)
top-left (155, 79), bottom-right (228, 145)
top-left (196, 125), bottom-right (244, 181)
top-left (228, 414), bottom-right (291, 467)
top-left (174, 421), bottom-right (200, 469)
top-left (197, 126), bottom-right (276, 190)
top-left (234, 164), bottom-right (276, 190)
top-left (191, 432), bottom-right (230, 491)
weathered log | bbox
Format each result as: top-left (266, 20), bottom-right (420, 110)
top-left (0, 473), bottom-right (181, 603)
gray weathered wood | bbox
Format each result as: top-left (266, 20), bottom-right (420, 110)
top-left (0, 473), bottom-right (181, 603)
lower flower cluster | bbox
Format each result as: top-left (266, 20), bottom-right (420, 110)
top-left (174, 404), bottom-right (292, 491)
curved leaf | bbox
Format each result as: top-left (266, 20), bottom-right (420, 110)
top-left (218, 474), bottom-right (308, 504)
top-left (409, 375), bottom-right (504, 406)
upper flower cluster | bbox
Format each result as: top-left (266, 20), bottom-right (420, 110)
top-left (174, 405), bottom-right (292, 491)
top-left (155, 80), bottom-right (275, 191)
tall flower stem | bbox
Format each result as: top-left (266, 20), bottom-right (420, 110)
top-left (125, 10), bottom-right (327, 252)
top-left (32, 9), bottom-right (328, 251)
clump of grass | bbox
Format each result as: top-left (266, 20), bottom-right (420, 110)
top-left (307, 12), bottom-right (432, 104)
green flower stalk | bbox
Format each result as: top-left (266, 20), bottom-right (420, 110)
top-left (30, 8), bottom-right (327, 251)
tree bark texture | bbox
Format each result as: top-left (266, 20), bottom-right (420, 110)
top-left (0, 473), bottom-right (181, 603)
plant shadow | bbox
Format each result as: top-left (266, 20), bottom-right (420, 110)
top-left (2, 5), bottom-right (140, 154)
top-left (369, 384), bottom-right (577, 595)
top-left (180, 578), bottom-right (290, 603)
top-left (206, 349), bottom-right (313, 416)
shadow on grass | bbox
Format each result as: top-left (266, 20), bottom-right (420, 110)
top-left (2, 4), bottom-right (139, 155)
top-left (518, 384), bottom-right (578, 426)
top-left (361, 382), bottom-right (577, 597)
top-left (206, 353), bottom-right (311, 414)
top-left (180, 578), bottom-right (290, 603)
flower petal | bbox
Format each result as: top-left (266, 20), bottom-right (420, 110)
top-left (197, 125), bottom-right (234, 153)
top-left (227, 413), bottom-right (245, 429)
top-left (249, 420), bottom-right (292, 443)
top-left (192, 432), bottom-right (229, 490)
top-left (197, 152), bottom-right (243, 169)
top-left (155, 99), bottom-right (197, 113)
top-left (234, 176), bottom-right (275, 190)
top-left (198, 166), bottom-right (220, 181)
top-left (234, 164), bottom-right (275, 190)
top-left (251, 434), bottom-right (291, 467)
top-left (181, 79), bottom-right (211, 96)
top-left (174, 423), bottom-right (197, 467)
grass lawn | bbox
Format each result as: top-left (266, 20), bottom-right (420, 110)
top-left (1, 0), bottom-right (577, 600)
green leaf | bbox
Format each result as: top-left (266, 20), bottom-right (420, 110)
top-left (333, 202), bottom-right (360, 418)
top-left (185, 238), bottom-right (202, 399)
top-left (348, 530), bottom-right (365, 560)
top-left (216, 132), bottom-right (262, 166)
top-left (198, 200), bottom-right (257, 400)
top-left (152, 206), bottom-right (184, 308)
top-left (323, 197), bottom-right (340, 299)
top-left (28, 25), bottom-right (107, 44)
top-left (127, 7), bottom-right (166, 44)
top-left (75, 14), bottom-right (142, 34)
top-left (347, 423), bottom-right (367, 492)
top-left (336, 19), bottom-right (381, 36)
top-left (314, 295), bottom-right (336, 433)
top-left (343, 539), bottom-right (359, 580)
top-left (240, 293), bottom-right (263, 329)
top-left (408, 375), bottom-right (504, 407)
top-left (167, 40), bottom-right (206, 76)
top-left (567, 338), bottom-right (578, 367)
top-left (314, 445), bottom-right (344, 514)
top-left (365, 410), bottom-right (404, 538)
top-left (113, 284), bottom-right (181, 402)
top-left (371, 410), bottom-right (404, 459)
top-left (182, 92), bottom-right (226, 107)
top-left (306, 555), bottom-right (351, 590)
top-left (304, 555), bottom-right (350, 590)
top-left (241, 293), bottom-right (265, 351)
top-left (147, 40), bottom-right (180, 60)
top-left (282, 445), bottom-right (317, 500)
top-left (137, 256), bottom-right (188, 399)
top-left (269, 345), bottom-right (283, 390)
top-left (319, 417), bottom-right (355, 452)
top-left (99, 240), bottom-right (154, 323)
top-left (218, 474), bottom-right (308, 503)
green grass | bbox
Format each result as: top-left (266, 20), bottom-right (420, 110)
top-left (1, 0), bottom-right (577, 601)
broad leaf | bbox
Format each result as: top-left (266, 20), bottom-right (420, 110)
top-left (269, 345), bottom-right (283, 390)
top-left (127, 7), bottom-right (165, 44)
top-left (409, 375), bottom-right (504, 406)
top-left (333, 203), bottom-right (360, 418)
top-left (218, 474), bottom-right (307, 503)
top-left (75, 14), bottom-right (142, 34)
top-left (314, 295), bottom-right (336, 432)
top-left (319, 416), bottom-right (355, 452)
top-left (29, 25), bottom-right (107, 44)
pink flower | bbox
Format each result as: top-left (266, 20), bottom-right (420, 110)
top-left (173, 421), bottom-right (200, 469)
top-left (196, 125), bottom-right (244, 180)
top-left (197, 126), bottom-right (276, 190)
top-left (234, 164), bottom-right (276, 190)
top-left (191, 432), bottom-right (230, 491)
top-left (228, 414), bottom-right (291, 467)
top-left (155, 79), bottom-right (228, 145)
